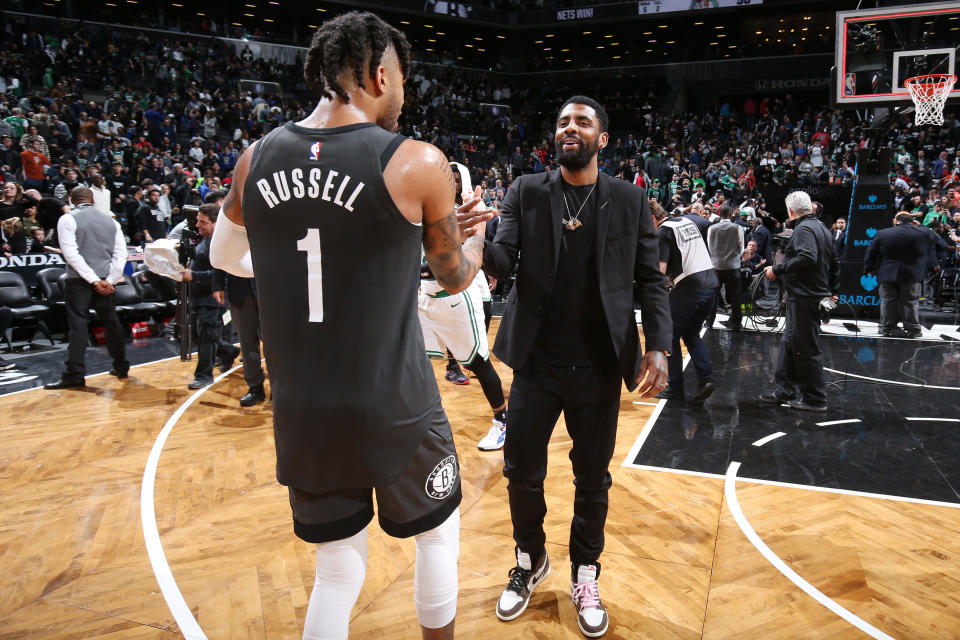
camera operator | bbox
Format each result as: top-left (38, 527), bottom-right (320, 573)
top-left (181, 203), bottom-right (239, 389)
top-left (210, 188), bottom-right (265, 407)
top-left (759, 191), bottom-right (839, 412)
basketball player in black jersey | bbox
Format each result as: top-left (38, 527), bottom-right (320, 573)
top-left (210, 12), bottom-right (491, 640)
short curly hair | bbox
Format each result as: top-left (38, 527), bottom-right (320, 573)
top-left (303, 11), bottom-right (412, 103)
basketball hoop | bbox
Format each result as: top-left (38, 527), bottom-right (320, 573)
top-left (904, 74), bottom-right (957, 126)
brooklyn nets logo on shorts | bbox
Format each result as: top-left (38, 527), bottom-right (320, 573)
top-left (425, 455), bottom-right (458, 500)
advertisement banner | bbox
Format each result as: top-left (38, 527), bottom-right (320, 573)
top-left (836, 260), bottom-right (881, 317)
top-left (843, 173), bottom-right (894, 262)
top-left (0, 252), bottom-right (66, 287)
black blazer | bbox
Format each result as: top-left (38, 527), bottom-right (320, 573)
top-left (863, 223), bottom-right (933, 284)
top-left (482, 170), bottom-right (671, 390)
top-left (190, 236), bottom-right (226, 308)
top-left (834, 229), bottom-right (846, 256)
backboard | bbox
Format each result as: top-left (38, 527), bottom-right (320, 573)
top-left (834, 1), bottom-right (960, 108)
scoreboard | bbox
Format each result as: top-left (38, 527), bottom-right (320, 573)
top-left (638, 0), bottom-right (764, 14)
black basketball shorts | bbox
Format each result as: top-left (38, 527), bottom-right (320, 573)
top-left (288, 407), bottom-right (462, 544)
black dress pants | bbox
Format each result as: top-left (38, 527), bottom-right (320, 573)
top-left (504, 361), bottom-right (621, 568)
top-left (715, 268), bottom-right (743, 327)
top-left (230, 294), bottom-right (264, 388)
top-left (774, 298), bottom-right (826, 406)
top-left (193, 305), bottom-right (235, 381)
top-left (63, 278), bottom-right (128, 378)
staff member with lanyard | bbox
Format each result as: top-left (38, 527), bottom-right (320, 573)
top-left (652, 203), bottom-right (719, 403)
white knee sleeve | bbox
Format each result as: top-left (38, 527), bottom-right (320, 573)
top-left (302, 528), bottom-right (368, 640)
top-left (414, 508), bottom-right (460, 629)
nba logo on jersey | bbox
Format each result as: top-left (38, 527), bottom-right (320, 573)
top-left (425, 455), bottom-right (458, 500)
top-left (309, 141), bottom-right (322, 161)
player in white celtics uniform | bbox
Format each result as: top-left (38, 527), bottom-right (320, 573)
top-left (418, 163), bottom-right (507, 450)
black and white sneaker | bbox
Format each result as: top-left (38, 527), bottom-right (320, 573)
top-left (571, 563), bottom-right (609, 637)
top-left (0, 359), bottom-right (17, 371)
top-left (496, 549), bottom-right (550, 621)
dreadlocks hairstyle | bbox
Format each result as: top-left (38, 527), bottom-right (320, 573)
top-left (303, 11), bottom-right (412, 103)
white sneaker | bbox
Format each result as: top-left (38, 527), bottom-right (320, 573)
top-left (571, 564), bottom-right (608, 637)
top-left (478, 418), bottom-right (506, 451)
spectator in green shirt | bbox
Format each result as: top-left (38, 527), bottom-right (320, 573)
top-left (4, 108), bottom-right (28, 138)
top-left (922, 204), bottom-right (949, 228)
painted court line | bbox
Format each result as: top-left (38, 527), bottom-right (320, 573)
top-left (140, 364), bottom-right (242, 640)
top-left (724, 461), bottom-right (896, 640)
top-left (632, 400), bottom-right (660, 407)
top-left (752, 432), bottom-right (786, 447)
top-left (622, 342), bottom-right (698, 469)
top-left (905, 417), bottom-right (960, 423)
top-left (622, 398), bottom-right (667, 467)
top-left (622, 463), bottom-right (960, 511)
top-left (816, 419), bottom-right (862, 427)
top-left (824, 368), bottom-right (960, 391)
top-left (0, 374), bottom-right (38, 386)
top-left (0, 354), bottom-right (184, 397)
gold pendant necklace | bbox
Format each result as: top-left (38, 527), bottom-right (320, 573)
top-left (561, 182), bottom-right (597, 231)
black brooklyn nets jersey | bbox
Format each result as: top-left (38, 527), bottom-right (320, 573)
top-left (243, 121), bottom-right (440, 493)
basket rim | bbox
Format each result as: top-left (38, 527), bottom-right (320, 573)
top-left (904, 73), bottom-right (958, 86)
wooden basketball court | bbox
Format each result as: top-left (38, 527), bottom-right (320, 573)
top-left (2, 319), bottom-right (959, 639)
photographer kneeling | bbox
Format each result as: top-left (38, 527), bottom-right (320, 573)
top-left (181, 203), bottom-right (239, 389)
top-left (759, 191), bottom-right (839, 412)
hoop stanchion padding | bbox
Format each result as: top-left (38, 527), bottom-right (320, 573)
top-left (905, 74), bottom-right (957, 126)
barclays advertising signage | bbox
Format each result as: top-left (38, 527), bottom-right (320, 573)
top-left (842, 173), bottom-right (893, 262)
top-left (836, 269), bottom-right (881, 311)
top-left (853, 226), bottom-right (878, 248)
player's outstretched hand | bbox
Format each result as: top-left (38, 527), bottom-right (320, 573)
top-left (456, 186), bottom-right (494, 236)
top-left (635, 350), bottom-right (668, 398)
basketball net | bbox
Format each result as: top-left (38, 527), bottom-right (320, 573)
top-left (904, 74), bottom-right (957, 126)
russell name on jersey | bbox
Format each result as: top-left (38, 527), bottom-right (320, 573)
top-left (255, 167), bottom-right (366, 213)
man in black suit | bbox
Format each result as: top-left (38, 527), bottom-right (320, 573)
top-left (750, 216), bottom-right (774, 263)
top-left (864, 212), bottom-right (935, 338)
top-left (462, 95), bottom-right (670, 637)
top-left (181, 204), bottom-right (239, 388)
top-left (832, 217), bottom-right (847, 256)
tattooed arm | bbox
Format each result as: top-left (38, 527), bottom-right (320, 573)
top-left (384, 140), bottom-right (490, 294)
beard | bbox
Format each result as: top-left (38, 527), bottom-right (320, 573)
top-left (555, 135), bottom-right (599, 170)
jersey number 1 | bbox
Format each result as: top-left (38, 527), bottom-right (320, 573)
top-left (297, 228), bottom-right (323, 322)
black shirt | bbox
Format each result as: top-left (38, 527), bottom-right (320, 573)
top-left (136, 202), bottom-right (166, 239)
top-left (34, 196), bottom-right (67, 232)
top-left (107, 174), bottom-right (130, 209)
top-left (773, 213), bottom-right (839, 299)
top-left (530, 181), bottom-right (615, 368)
